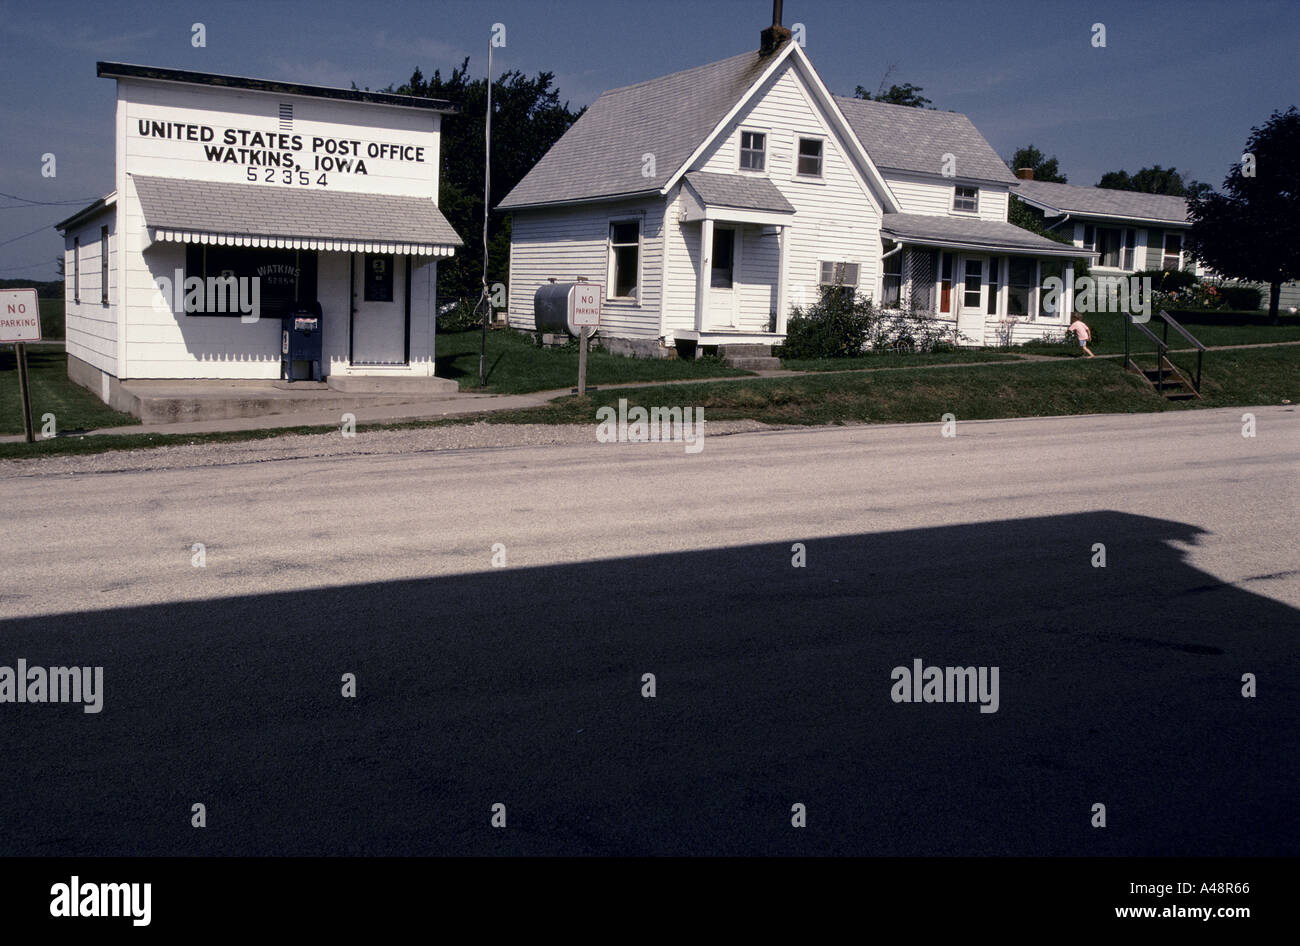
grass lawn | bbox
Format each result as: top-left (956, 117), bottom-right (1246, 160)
top-left (0, 345), bottom-right (138, 436)
top-left (2, 339), bottom-right (1292, 461)
top-left (781, 349), bottom-right (1014, 371)
top-left (435, 327), bottom-right (752, 394)
top-left (538, 343), bottom-right (1299, 426)
top-left (1016, 310), bottom-right (1300, 357)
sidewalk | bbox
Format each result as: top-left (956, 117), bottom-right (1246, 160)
top-left (4, 340), bottom-right (1296, 444)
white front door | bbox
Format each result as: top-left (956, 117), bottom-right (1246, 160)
top-left (351, 253), bottom-right (407, 365)
top-left (957, 255), bottom-right (987, 346)
top-left (707, 226), bottom-right (740, 329)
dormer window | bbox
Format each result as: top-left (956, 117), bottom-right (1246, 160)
top-left (739, 131), bottom-right (766, 171)
top-left (953, 185), bottom-right (979, 213)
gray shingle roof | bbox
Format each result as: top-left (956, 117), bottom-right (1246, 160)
top-left (684, 171), bottom-right (794, 213)
top-left (833, 97), bottom-right (1017, 184)
top-left (881, 213), bottom-right (1094, 256)
top-left (498, 50), bottom-right (774, 210)
top-left (132, 174), bottom-right (462, 246)
top-left (1013, 179), bottom-right (1189, 224)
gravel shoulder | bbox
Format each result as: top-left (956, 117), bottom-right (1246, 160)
top-left (0, 419), bottom-right (774, 476)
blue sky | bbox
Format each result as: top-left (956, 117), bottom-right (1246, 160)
top-left (1, 0), bottom-right (1296, 280)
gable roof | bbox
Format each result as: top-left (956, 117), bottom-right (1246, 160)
top-left (498, 51), bottom-right (775, 210)
top-left (1013, 179), bottom-right (1189, 225)
top-left (833, 97), bottom-right (1017, 185)
top-left (684, 171), bottom-right (794, 213)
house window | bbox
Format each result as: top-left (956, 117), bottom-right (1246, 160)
top-left (73, 237), bottom-right (80, 304)
top-left (100, 226), bottom-right (109, 304)
top-left (1095, 227), bottom-right (1123, 268)
top-left (608, 220), bottom-right (640, 299)
top-left (1039, 259), bottom-right (1064, 318)
top-left (881, 243), bottom-right (902, 307)
top-left (1007, 257), bottom-right (1036, 317)
top-left (939, 252), bottom-right (953, 314)
top-left (987, 256), bottom-right (1002, 316)
top-left (740, 131), bottom-right (766, 171)
top-left (963, 258), bottom-right (984, 308)
top-left (711, 228), bottom-right (735, 289)
top-left (797, 138), bottom-right (823, 178)
top-left (1162, 232), bottom-right (1183, 271)
top-left (1122, 228), bottom-right (1137, 270)
top-left (953, 186), bottom-right (979, 213)
top-left (818, 260), bottom-right (860, 287)
top-left (1082, 225), bottom-right (1095, 252)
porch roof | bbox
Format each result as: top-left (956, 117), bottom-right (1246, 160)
top-left (881, 213), bottom-right (1097, 259)
top-left (683, 171), bottom-right (795, 214)
top-left (132, 174), bottom-right (463, 256)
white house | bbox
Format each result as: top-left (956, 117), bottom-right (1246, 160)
top-left (56, 62), bottom-right (462, 409)
top-left (499, 14), bottom-right (1097, 356)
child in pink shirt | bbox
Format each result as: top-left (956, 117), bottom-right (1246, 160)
top-left (1069, 318), bottom-right (1094, 358)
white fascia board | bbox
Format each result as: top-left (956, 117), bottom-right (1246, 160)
top-left (659, 42), bottom-right (799, 198)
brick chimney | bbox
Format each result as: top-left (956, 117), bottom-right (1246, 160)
top-left (1015, 167), bottom-right (1035, 180)
top-left (760, 0), bottom-right (791, 55)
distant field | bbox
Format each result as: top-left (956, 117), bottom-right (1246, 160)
top-left (39, 297), bottom-right (64, 340)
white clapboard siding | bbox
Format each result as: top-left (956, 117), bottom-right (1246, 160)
top-left (507, 197), bottom-right (664, 338)
top-left (885, 172), bottom-right (1011, 223)
top-left (690, 60), bottom-right (882, 317)
top-left (63, 212), bottom-right (117, 375)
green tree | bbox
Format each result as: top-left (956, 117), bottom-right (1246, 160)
top-left (1186, 106), bottom-right (1300, 324)
top-left (382, 60), bottom-right (583, 306)
top-left (1097, 164), bottom-right (1209, 197)
top-left (853, 82), bottom-right (932, 108)
top-left (1006, 145), bottom-right (1067, 183)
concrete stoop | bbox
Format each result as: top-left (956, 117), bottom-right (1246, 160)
top-left (719, 344), bottom-right (782, 370)
top-left (119, 377), bottom-right (461, 425)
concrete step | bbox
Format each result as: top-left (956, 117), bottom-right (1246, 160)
top-left (327, 375), bottom-right (460, 395)
top-left (725, 356), bottom-right (783, 370)
top-left (720, 344), bottom-right (774, 358)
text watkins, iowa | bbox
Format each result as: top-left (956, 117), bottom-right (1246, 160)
top-left (890, 659), bottom-right (999, 714)
top-left (0, 659), bottom-right (104, 713)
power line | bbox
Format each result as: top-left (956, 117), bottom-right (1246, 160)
top-left (0, 222), bottom-right (59, 249)
top-left (0, 190), bottom-right (95, 207)
top-left (0, 258), bottom-right (58, 273)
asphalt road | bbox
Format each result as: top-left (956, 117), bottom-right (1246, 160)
top-left (0, 405), bottom-right (1296, 855)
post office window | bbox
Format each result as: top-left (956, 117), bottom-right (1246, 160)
top-left (100, 226), bottom-right (109, 305)
top-left (364, 254), bottom-right (394, 302)
top-left (73, 237), bottom-right (80, 304)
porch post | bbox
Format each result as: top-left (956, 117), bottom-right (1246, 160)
top-left (1063, 261), bottom-right (1074, 321)
top-left (775, 224), bottom-right (790, 335)
top-left (695, 218), bottom-right (713, 333)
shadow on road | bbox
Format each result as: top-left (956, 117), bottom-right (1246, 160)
top-left (0, 510), bottom-right (1295, 856)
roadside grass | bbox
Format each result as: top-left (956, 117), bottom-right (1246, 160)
top-left (435, 327), bottom-right (752, 393)
top-left (547, 344), bottom-right (1298, 426)
top-left (781, 349), bottom-right (1012, 371)
top-left (2, 345), bottom-right (1292, 461)
top-left (0, 346), bottom-right (138, 436)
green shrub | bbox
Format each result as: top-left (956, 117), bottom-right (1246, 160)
top-left (1219, 285), bottom-right (1262, 311)
top-left (779, 287), bottom-right (876, 359)
top-left (1137, 268), bottom-right (1198, 293)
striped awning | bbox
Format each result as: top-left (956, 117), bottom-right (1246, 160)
top-left (133, 174), bottom-right (462, 257)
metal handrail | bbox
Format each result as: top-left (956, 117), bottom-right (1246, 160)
top-left (1156, 309), bottom-right (1205, 392)
top-left (1125, 314), bottom-right (1169, 393)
